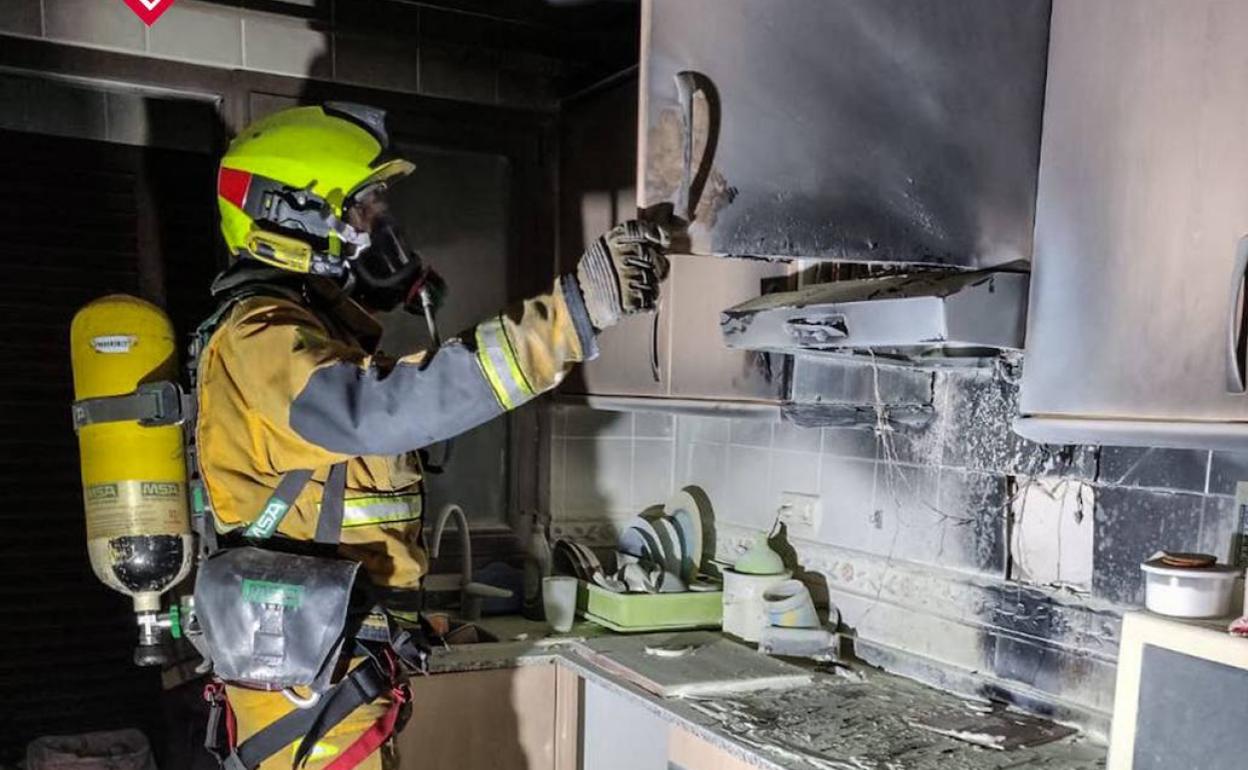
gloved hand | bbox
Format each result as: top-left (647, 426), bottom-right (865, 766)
top-left (576, 220), bottom-right (669, 331)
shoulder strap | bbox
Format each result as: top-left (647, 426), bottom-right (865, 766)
top-left (241, 469), bottom-right (314, 540)
top-left (315, 463), bottom-right (349, 546)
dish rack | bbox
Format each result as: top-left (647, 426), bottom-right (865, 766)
top-left (577, 581), bottom-right (722, 632)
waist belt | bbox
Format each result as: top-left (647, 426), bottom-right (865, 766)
top-left (205, 630), bottom-right (430, 770)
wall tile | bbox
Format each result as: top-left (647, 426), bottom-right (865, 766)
top-left (561, 405), bottom-right (631, 438)
top-left (675, 414), bottom-right (728, 445)
top-left (334, 0), bottom-right (420, 36)
top-left (149, 0), bottom-right (243, 66)
top-left (723, 445), bottom-right (773, 528)
top-left (248, 91), bottom-right (299, 123)
top-left (1208, 450), bottom-right (1248, 496)
top-left (634, 411), bottom-right (674, 438)
top-left (729, 417), bottom-right (772, 448)
top-left (770, 449), bottom-right (820, 498)
top-left (680, 441), bottom-right (727, 518)
top-left (989, 634), bottom-right (1117, 712)
top-left (0, 0), bottom-right (41, 36)
top-left (334, 32), bottom-right (419, 93)
top-left (418, 8), bottom-right (500, 104)
top-left (820, 425), bottom-right (877, 460)
top-left (420, 42), bottom-right (498, 103)
top-left (1092, 487), bottom-right (1205, 604)
top-left (937, 469), bottom-right (1009, 576)
top-left (562, 437), bottom-right (632, 516)
top-left (817, 456), bottom-right (878, 552)
top-left (1198, 494), bottom-right (1243, 564)
top-left (773, 420), bottom-right (820, 453)
top-left (877, 420), bottom-right (942, 467)
top-left (1098, 446), bottom-right (1210, 493)
top-left (632, 438), bottom-right (674, 511)
top-left (242, 11), bottom-right (331, 78)
top-left (1009, 476), bottom-right (1095, 590)
top-left (46, 0), bottom-right (145, 51)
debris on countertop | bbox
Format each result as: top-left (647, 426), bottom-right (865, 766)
top-left (909, 701), bottom-right (1077, 751)
top-left (427, 620), bottom-right (1107, 770)
top-left (678, 666), bottom-right (1105, 770)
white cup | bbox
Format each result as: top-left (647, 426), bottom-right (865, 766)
top-left (543, 576), bottom-right (579, 633)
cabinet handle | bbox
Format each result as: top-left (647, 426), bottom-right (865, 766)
top-left (674, 71), bottom-right (720, 223)
top-left (1226, 236), bottom-right (1248, 393)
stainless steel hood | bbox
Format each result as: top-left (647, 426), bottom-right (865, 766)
top-left (720, 269), bottom-right (1029, 365)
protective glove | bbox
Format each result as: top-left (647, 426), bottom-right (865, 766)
top-left (576, 220), bottom-right (669, 331)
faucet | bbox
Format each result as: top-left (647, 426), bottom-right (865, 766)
top-left (428, 504), bottom-right (512, 621)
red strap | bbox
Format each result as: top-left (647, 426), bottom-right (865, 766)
top-left (320, 686), bottom-right (408, 770)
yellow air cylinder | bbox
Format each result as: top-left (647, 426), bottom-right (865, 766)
top-left (70, 295), bottom-right (192, 623)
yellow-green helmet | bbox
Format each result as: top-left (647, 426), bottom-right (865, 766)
top-left (216, 103), bottom-right (414, 276)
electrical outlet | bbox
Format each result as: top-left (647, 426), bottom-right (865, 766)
top-left (778, 492), bottom-right (821, 539)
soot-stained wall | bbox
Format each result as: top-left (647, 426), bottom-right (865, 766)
top-left (548, 358), bottom-right (1245, 734)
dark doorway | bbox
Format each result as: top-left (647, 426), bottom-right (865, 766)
top-left (0, 127), bottom-right (219, 762)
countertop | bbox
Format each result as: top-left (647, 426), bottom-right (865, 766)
top-left (428, 616), bottom-right (1108, 770)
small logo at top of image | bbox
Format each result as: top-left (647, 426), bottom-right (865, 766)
top-left (121, 0), bottom-right (176, 27)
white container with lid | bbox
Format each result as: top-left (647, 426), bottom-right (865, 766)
top-left (1140, 557), bottom-right (1241, 618)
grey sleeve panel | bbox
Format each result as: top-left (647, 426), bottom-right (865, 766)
top-left (562, 274), bottom-right (600, 361)
top-left (288, 340), bottom-right (504, 456)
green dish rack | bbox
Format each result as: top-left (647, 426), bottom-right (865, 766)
top-left (576, 582), bottom-right (723, 632)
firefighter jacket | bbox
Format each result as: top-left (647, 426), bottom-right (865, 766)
top-left (195, 271), bottom-right (597, 589)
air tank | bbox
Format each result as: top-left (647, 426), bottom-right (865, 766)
top-left (70, 295), bottom-right (192, 665)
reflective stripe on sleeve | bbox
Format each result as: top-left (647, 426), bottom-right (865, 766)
top-left (474, 315), bottom-right (535, 410)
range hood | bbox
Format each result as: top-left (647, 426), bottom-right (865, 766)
top-left (720, 269), bottom-right (1029, 365)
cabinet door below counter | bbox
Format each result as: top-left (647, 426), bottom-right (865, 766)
top-left (582, 679), bottom-right (670, 770)
top-left (396, 665), bottom-right (573, 770)
top-left (668, 727), bottom-right (757, 770)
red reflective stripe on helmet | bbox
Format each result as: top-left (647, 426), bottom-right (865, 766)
top-left (218, 167), bottom-right (253, 209)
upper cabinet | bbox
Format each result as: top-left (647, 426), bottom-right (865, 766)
top-left (637, 0), bottom-right (1052, 267)
top-left (558, 75), bottom-right (789, 402)
top-left (1017, 0), bottom-right (1248, 449)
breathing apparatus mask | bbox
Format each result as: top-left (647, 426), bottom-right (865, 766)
top-left (344, 186), bottom-right (442, 315)
top-left (233, 175), bottom-right (442, 320)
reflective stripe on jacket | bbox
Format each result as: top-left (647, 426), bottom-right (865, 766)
top-left (196, 274), bottom-right (596, 588)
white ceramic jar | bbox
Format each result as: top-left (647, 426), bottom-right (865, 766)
top-left (1140, 558), bottom-right (1241, 618)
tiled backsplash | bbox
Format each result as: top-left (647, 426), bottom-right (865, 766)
top-left (548, 363), bottom-right (1247, 733)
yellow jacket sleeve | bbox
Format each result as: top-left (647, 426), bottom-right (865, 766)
top-left (217, 275), bottom-right (596, 461)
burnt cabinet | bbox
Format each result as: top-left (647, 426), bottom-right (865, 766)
top-left (637, 0), bottom-right (1051, 267)
top-left (1017, 0), bottom-right (1248, 448)
top-left (560, 73), bottom-right (788, 402)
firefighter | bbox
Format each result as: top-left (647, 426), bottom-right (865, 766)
top-left (197, 103), bottom-right (665, 769)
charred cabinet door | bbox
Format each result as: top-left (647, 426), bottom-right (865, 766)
top-left (560, 74), bottom-right (789, 402)
top-left (1020, 0), bottom-right (1248, 430)
top-left (637, 0), bottom-right (1051, 267)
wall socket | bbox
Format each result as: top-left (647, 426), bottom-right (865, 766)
top-left (778, 492), bottom-right (822, 539)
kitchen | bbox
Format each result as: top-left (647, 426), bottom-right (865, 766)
top-left (5, 1), bottom-right (1247, 769)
